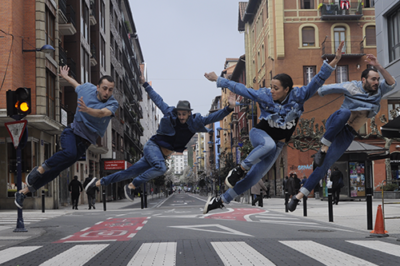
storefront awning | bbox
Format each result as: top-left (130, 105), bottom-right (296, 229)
top-left (381, 116), bottom-right (400, 138)
top-left (339, 141), bottom-right (389, 161)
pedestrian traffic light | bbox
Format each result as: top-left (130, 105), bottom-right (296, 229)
top-left (6, 88), bottom-right (31, 118)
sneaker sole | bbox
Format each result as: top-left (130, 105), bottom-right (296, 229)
top-left (203, 196), bottom-right (212, 214)
top-left (124, 185), bottom-right (134, 202)
top-left (85, 177), bottom-right (97, 192)
top-left (14, 195), bottom-right (23, 209)
top-left (26, 166), bottom-right (38, 187)
top-left (225, 169), bottom-right (235, 189)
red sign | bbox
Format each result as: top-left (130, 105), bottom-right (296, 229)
top-left (104, 160), bottom-right (126, 170)
top-left (55, 217), bottom-right (148, 243)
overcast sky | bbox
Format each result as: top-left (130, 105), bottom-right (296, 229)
top-left (129, 0), bottom-right (244, 115)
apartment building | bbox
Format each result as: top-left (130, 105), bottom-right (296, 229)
top-left (0, 0), bottom-right (145, 209)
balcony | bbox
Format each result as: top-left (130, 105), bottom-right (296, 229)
top-left (231, 113), bottom-right (238, 124)
top-left (319, 2), bottom-right (363, 21)
top-left (90, 43), bottom-right (97, 67)
top-left (321, 39), bottom-right (365, 59)
top-left (89, 0), bottom-right (97, 26)
top-left (58, 0), bottom-right (68, 24)
top-left (59, 5), bottom-right (77, 35)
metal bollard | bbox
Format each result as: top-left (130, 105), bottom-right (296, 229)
top-left (366, 187), bottom-right (373, 230)
top-left (328, 188), bottom-right (333, 222)
top-left (259, 189), bottom-right (263, 207)
top-left (41, 190), bottom-right (45, 213)
top-left (102, 190), bottom-right (106, 211)
top-left (285, 192), bottom-right (289, 212)
top-left (303, 195), bottom-right (307, 217)
top-left (140, 192), bottom-right (144, 209)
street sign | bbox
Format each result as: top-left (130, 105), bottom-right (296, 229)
top-left (5, 120), bottom-right (27, 149)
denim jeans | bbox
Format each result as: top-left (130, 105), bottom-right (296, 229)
top-left (101, 140), bottom-right (167, 188)
top-left (221, 128), bottom-right (284, 204)
top-left (32, 127), bottom-right (89, 191)
top-left (300, 109), bottom-right (355, 196)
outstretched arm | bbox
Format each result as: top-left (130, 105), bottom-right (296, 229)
top-left (365, 54), bottom-right (396, 86)
top-left (204, 72), bottom-right (260, 102)
top-left (140, 76), bottom-right (170, 114)
top-left (77, 97), bottom-right (112, 118)
top-left (59, 65), bottom-right (80, 88)
top-left (202, 93), bottom-right (236, 125)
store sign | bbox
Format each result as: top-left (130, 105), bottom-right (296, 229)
top-left (104, 160), bottom-right (126, 170)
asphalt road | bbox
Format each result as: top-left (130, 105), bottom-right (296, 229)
top-left (1, 192), bottom-right (400, 265)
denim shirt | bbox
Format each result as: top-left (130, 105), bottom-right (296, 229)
top-left (318, 78), bottom-right (398, 118)
top-left (216, 60), bottom-right (335, 126)
top-left (143, 83), bottom-right (233, 135)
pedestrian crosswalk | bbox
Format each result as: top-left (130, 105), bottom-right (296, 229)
top-left (1, 240), bottom-right (399, 265)
top-left (0, 211), bottom-right (66, 226)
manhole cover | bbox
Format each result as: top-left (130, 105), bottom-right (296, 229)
top-left (298, 229), bottom-right (335, 233)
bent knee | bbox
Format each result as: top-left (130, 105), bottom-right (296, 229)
top-left (154, 161), bottom-right (167, 173)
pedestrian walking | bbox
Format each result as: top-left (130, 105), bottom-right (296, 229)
top-left (14, 66), bottom-right (118, 209)
top-left (330, 167), bottom-right (344, 205)
top-left (85, 76), bottom-right (236, 200)
top-left (251, 179), bottom-right (269, 206)
top-left (203, 42), bottom-right (345, 214)
top-left (83, 175), bottom-right (99, 209)
top-left (69, 176), bottom-right (83, 210)
top-left (288, 54), bottom-right (397, 211)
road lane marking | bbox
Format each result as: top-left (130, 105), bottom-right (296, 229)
top-left (169, 224), bottom-right (253, 237)
top-left (127, 242), bottom-right (176, 266)
top-left (211, 241), bottom-right (275, 265)
top-left (280, 240), bottom-right (377, 266)
top-left (347, 240), bottom-right (400, 257)
top-left (0, 246), bottom-right (41, 264)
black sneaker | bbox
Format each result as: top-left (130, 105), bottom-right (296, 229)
top-left (14, 192), bottom-right (26, 209)
top-left (287, 196), bottom-right (300, 212)
top-left (314, 149), bottom-right (326, 167)
top-left (124, 184), bottom-right (135, 201)
top-left (203, 196), bottom-right (224, 214)
top-left (225, 166), bottom-right (244, 188)
top-left (26, 166), bottom-right (42, 187)
top-left (85, 177), bottom-right (98, 192)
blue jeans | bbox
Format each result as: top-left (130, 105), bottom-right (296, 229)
top-left (32, 127), bottom-right (89, 190)
top-left (101, 140), bottom-right (167, 188)
top-left (300, 109), bottom-right (355, 196)
top-left (221, 128), bottom-right (284, 204)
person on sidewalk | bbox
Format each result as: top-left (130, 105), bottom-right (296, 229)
top-left (85, 76), bottom-right (236, 200)
top-left (14, 65), bottom-right (118, 209)
top-left (202, 41), bottom-right (345, 214)
top-left (83, 175), bottom-right (99, 209)
top-left (330, 167), bottom-right (343, 205)
top-left (288, 54), bottom-right (397, 212)
top-left (69, 176), bottom-right (83, 210)
top-left (251, 179), bottom-right (269, 206)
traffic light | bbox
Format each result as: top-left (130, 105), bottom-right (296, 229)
top-left (6, 88), bottom-right (31, 118)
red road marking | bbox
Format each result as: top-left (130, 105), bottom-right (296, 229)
top-left (55, 217), bottom-right (148, 243)
top-left (205, 208), bottom-right (265, 221)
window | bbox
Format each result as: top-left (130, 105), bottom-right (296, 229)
top-left (365, 26), bottom-right (376, 46)
top-left (45, 7), bottom-right (55, 58)
top-left (302, 27), bottom-right (315, 47)
top-left (388, 101), bottom-right (400, 120)
top-left (334, 26), bottom-right (346, 53)
top-left (100, 36), bottom-right (106, 70)
top-left (301, 0), bottom-right (314, 9)
top-left (388, 7), bottom-right (400, 62)
top-left (81, 1), bottom-right (89, 40)
top-left (303, 66), bottom-right (316, 85)
top-left (336, 66), bottom-right (348, 83)
top-left (100, 0), bottom-right (105, 32)
top-left (364, 0), bottom-right (375, 8)
top-left (46, 70), bottom-right (56, 119)
top-left (81, 47), bottom-right (90, 83)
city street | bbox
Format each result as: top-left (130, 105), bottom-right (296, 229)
top-left (1, 193), bottom-right (400, 265)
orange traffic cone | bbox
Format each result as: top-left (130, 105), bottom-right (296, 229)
top-left (369, 205), bottom-right (388, 237)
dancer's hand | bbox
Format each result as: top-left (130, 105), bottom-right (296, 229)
top-left (329, 41), bottom-right (345, 67)
top-left (204, 72), bottom-right (218, 82)
top-left (228, 92), bottom-right (236, 109)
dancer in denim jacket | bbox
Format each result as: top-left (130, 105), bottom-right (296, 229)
top-left (288, 54), bottom-right (397, 211)
top-left (202, 42), bottom-right (345, 214)
top-left (86, 76), bottom-right (236, 200)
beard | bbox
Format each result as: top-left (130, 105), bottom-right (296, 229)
top-left (364, 80), bottom-right (378, 95)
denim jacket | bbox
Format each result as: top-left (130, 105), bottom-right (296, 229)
top-left (318, 78), bottom-right (398, 118)
top-left (216, 60), bottom-right (335, 126)
top-left (143, 83), bottom-right (233, 135)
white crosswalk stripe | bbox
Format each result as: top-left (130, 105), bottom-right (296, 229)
top-left (127, 242), bottom-right (177, 266)
top-left (0, 246), bottom-right (41, 264)
top-left (280, 240), bottom-right (377, 266)
top-left (0, 240), bottom-right (399, 265)
top-left (0, 211), bottom-right (66, 226)
top-left (346, 240), bottom-right (400, 258)
top-left (211, 241), bottom-right (275, 265)
top-left (39, 244), bottom-right (109, 266)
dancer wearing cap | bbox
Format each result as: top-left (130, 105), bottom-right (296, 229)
top-left (86, 76), bottom-right (236, 200)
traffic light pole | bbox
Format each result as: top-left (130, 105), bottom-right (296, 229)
top-left (14, 144), bottom-right (27, 232)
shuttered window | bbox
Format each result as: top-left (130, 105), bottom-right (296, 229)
top-left (365, 26), bottom-right (376, 46)
top-left (302, 27), bottom-right (315, 47)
